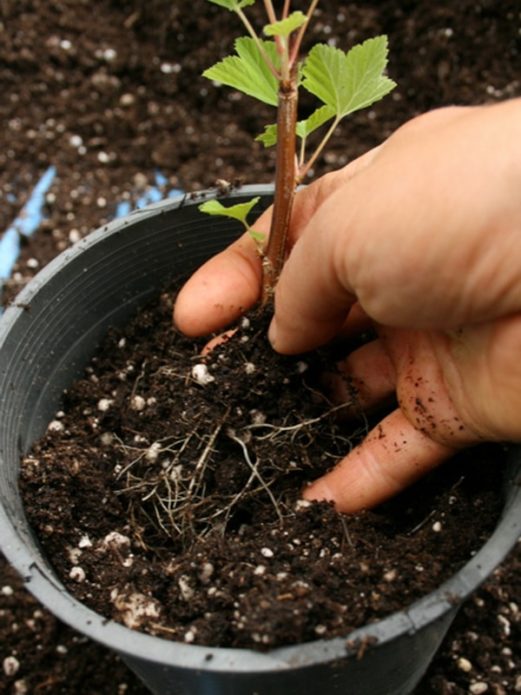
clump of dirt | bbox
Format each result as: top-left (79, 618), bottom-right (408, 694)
top-left (20, 288), bottom-right (503, 650)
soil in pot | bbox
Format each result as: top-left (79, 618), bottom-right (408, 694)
top-left (20, 284), bottom-right (504, 650)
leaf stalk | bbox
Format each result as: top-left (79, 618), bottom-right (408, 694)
top-left (236, 7), bottom-right (280, 78)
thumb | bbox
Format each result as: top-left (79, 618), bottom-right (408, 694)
top-left (268, 184), bottom-right (360, 354)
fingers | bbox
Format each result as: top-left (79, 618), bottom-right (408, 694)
top-left (337, 302), bottom-right (373, 339)
top-left (271, 101), bottom-right (521, 354)
top-left (326, 339), bottom-right (396, 413)
top-left (174, 147), bottom-right (381, 338)
top-left (173, 232), bottom-right (263, 336)
top-left (302, 408), bottom-right (456, 513)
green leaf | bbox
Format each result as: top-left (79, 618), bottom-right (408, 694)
top-left (264, 11), bottom-right (307, 38)
top-left (199, 197), bottom-right (261, 227)
top-left (206, 0), bottom-right (256, 10)
top-left (296, 104), bottom-right (336, 140)
top-left (255, 104), bottom-right (336, 148)
top-left (255, 123), bottom-right (278, 148)
top-left (249, 228), bottom-right (266, 243)
top-left (203, 37), bottom-right (279, 106)
top-left (301, 36), bottom-right (396, 119)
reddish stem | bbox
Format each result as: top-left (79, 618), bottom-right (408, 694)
top-left (262, 70), bottom-right (298, 304)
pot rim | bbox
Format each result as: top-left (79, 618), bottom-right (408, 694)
top-left (0, 188), bottom-right (520, 674)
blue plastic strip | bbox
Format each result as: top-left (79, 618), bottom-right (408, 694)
top-left (115, 200), bottom-right (132, 218)
top-left (0, 228), bottom-right (21, 280)
top-left (0, 167), bottom-right (184, 311)
top-left (0, 165), bottom-right (56, 281)
top-left (112, 172), bottom-right (183, 218)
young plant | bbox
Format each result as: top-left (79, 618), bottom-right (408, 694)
top-left (200, 0), bottom-right (396, 303)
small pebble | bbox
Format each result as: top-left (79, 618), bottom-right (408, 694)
top-left (103, 48), bottom-right (117, 61)
top-left (469, 683), bottom-right (488, 695)
top-left (184, 629), bottom-right (196, 643)
top-left (192, 363), bottom-right (215, 386)
top-left (160, 62), bottom-right (181, 74)
top-left (69, 566), bottom-right (86, 583)
top-left (250, 409), bottom-right (266, 425)
top-left (295, 499), bottom-right (312, 511)
top-left (260, 547), bottom-right (274, 558)
top-left (97, 398), bottom-right (113, 412)
top-left (119, 93), bottom-right (135, 106)
top-left (102, 531), bottom-right (130, 549)
top-left (1, 585), bottom-right (14, 596)
top-left (432, 521), bottom-right (442, 532)
top-left (457, 657), bottom-right (472, 672)
top-left (100, 432), bottom-right (114, 446)
top-left (145, 442), bottom-right (162, 463)
top-left (69, 135), bottom-right (83, 148)
top-left (47, 419), bottom-right (65, 433)
top-left (178, 576), bottom-right (194, 601)
top-left (3, 656), bottom-right (20, 677)
top-left (130, 395), bottom-right (146, 411)
top-left (497, 614), bottom-right (511, 636)
top-left (199, 563), bottom-right (214, 583)
top-left (13, 680), bottom-right (28, 695)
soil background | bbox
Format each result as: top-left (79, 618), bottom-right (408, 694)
top-left (0, 1), bottom-right (519, 694)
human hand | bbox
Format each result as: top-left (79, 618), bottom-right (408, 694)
top-left (174, 99), bottom-right (521, 513)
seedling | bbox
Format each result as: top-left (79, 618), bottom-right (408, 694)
top-left (200, 0), bottom-right (396, 302)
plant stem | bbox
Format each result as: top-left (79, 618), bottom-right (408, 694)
top-left (262, 69), bottom-right (298, 304)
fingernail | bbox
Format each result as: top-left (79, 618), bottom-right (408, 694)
top-left (268, 318), bottom-right (278, 349)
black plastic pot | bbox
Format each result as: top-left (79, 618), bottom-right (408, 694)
top-left (0, 187), bottom-right (520, 695)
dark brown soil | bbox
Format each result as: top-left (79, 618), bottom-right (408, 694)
top-left (19, 290), bottom-right (504, 650)
top-left (1, 0), bottom-right (520, 693)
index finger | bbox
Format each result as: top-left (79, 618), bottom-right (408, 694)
top-left (173, 227), bottom-right (265, 337)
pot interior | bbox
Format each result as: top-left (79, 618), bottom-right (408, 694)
top-left (0, 189), bottom-right (519, 688)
